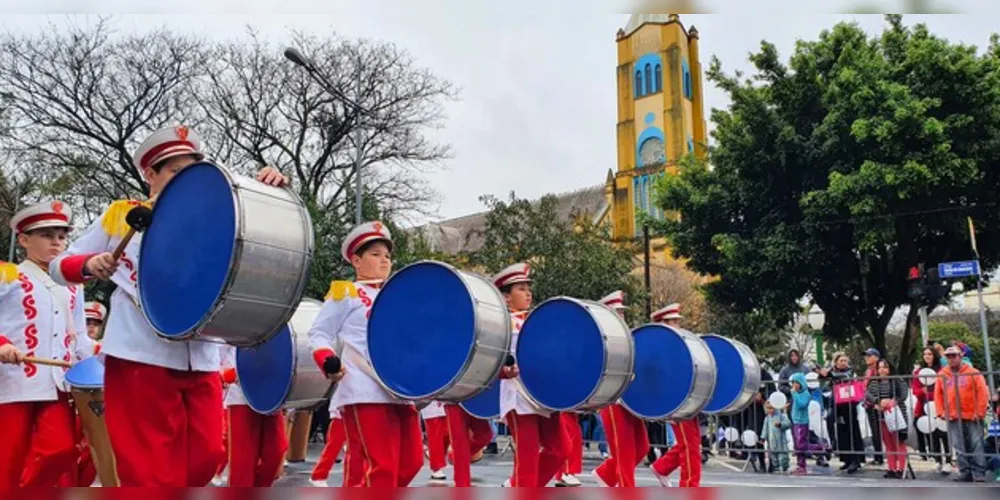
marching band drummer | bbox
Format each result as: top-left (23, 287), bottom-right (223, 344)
top-left (494, 263), bottom-right (570, 488)
top-left (308, 221), bottom-right (423, 488)
top-left (49, 125), bottom-right (291, 487)
top-left (84, 302), bottom-right (107, 346)
top-left (219, 345), bottom-right (288, 487)
top-left (60, 300), bottom-right (108, 487)
top-left (0, 201), bottom-right (93, 488)
top-left (592, 290), bottom-right (650, 488)
top-left (649, 303), bottom-right (702, 488)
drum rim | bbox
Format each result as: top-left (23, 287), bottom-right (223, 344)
top-left (619, 323), bottom-right (698, 421)
top-left (138, 161), bottom-right (314, 346)
top-left (515, 296), bottom-right (600, 412)
top-left (700, 334), bottom-right (760, 415)
top-left (369, 260), bottom-right (509, 402)
top-left (574, 299), bottom-right (635, 412)
top-left (671, 330), bottom-right (716, 419)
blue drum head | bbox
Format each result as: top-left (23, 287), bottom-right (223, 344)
top-left (368, 262), bottom-right (477, 399)
top-left (517, 298), bottom-right (605, 411)
top-left (460, 379), bottom-right (500, 419)
top-left (236, 324), bottom-right (294, 414)
top-left (621, 324), bottom-right (693, 419)
top-left (138, 162), bottom-right (237, 338)
top-left (702, 335), bottom-right (745, 413)
top-left (65, 357), bottom-right (104, 390)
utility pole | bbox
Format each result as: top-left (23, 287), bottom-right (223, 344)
top-left (643, 225), bottom-right (651, 320)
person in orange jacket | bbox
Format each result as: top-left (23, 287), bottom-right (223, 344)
top-left (934, 346), bottom-right (990, 482)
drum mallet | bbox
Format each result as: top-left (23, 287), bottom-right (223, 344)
top-left (111, 205), bottom-right (154, 260)
top-left (23, 356), bottom-right (73, 368)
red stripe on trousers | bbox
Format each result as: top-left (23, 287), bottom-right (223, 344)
top-left (103, 356), bottom-right (224, 486)
top-left (342, 403), bottom-right (423, 487)
top-left (652, 417), bottom-right (702, 487)
top-left (594, 404), bottom-right (650, 487)
top-left (506, 411), bottom-right (569, 487)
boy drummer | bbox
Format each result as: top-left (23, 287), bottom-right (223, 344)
top-left (649, 303), bottom-right (702, 487)
top-left (494, 263), bottom-right (569, 487)
top-left (49, 125), bottom-right (290, 487)
top-left (84, 302), bottom-right (106, 344)
top-left (308, 221), bottom-right (423, 488)
top-left (0, 201), bottom-right (93, 488)
top-left (592, 290), bottom-right (650, 487)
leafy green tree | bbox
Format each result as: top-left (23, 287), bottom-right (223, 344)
top-left (469, 192), bottom-right (646, 324)
top-left (654, 15), bottom-right (1000, 369)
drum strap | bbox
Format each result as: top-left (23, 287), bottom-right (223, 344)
top-left (340, 343), bottom-right (427, 410)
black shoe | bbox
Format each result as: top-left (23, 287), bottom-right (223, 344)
top-left (845, 462), bottom-right (861, 474)
top-left (839, 462), bottom-right (850, 471)
top-left (882, 471), bottom-right (895, 479)
top-left (816, 456), bottom-right (829, 467)
top-left (952, 475), bottom-right (973, 483)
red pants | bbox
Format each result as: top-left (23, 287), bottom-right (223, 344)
top-left (506, 411), bottom-right (570, 487)
top-left (342, 403), bottom-right (423, 487)
top-left (227, 405), bottom-right (288, 487)
top-left (310, 418), bottom-right (364, 487)
top-left (652, 418), bottom-right (701, 487)
top-left (104, 356), bottom-right (224, 487)
top-left (445, 404), bottom-right (493, 487)
top-left (424, 416), bottom-right (449, 472)
top-left (595, 404), bottom-right (650, 487)
top-left (57, 415), bottom-right (97, 487)
top-left (217, 408), bottom-right (228, 476)
top-left (560, 412), bottom-right (583, 475)
top-left (879, 422), bottom-right (907, 473)
top-left (0, 393), bottom-right (76, 488)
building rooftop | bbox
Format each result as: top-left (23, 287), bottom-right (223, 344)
top-left (413, 185), bottom-right (608, 254)
top-left (623, 14), bottom-right (680, 37)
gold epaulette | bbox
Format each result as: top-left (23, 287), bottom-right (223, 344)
top-left (101, 199), bottom-right (152, 238)
top-left (0, 261), bottom-right (17, 284)
top-left (326, 280), bottom-right (359, 302)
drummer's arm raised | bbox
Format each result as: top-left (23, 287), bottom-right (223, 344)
top-left (50, 214), bottom-right (112, 285)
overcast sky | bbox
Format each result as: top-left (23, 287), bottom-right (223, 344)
top-left (3, 1), bottom-right (999, 223)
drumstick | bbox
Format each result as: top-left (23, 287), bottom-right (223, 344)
top-left (23, 356), bottom-right (73, 368)
top-left (111, 205), bottom-right (155, 260)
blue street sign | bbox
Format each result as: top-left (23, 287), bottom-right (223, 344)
top-left (938, 260), bottom-right (981, 279)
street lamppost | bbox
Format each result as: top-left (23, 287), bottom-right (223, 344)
top-left (284, 47), bottom-right (366, 225)
top-left (808, 305), bottom-right (825, 366)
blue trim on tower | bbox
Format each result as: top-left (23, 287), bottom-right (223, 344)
top-left (636, 127), bottom-right (665, 166)
top-left (635, 53), bottom-right (663, 98)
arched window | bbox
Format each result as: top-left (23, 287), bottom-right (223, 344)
top-left (635, 70), bottom-right (643, 98)
top-left (654, 64), bottom-right (663, 93)
top-left (644, 64), bottom-right (653, 96)
top-left (682, 60), bottom-right (693, 100)
top-left (687, 137), bottom-right (695, 153)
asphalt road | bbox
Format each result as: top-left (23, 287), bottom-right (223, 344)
top-left (265, 444), bottom-right (996, 488)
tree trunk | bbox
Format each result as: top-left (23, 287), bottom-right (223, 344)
top-left (898, 306), bottom-right (920, 372)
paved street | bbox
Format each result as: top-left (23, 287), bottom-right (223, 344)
top-left (267, 443), bottom-right (996, 488)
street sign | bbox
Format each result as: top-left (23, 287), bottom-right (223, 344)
top-left (938, 260), bottom-right (980, 279)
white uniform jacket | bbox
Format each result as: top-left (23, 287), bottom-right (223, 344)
top-left (0, 261), bottom-right (93, 404)
top-left (50, 200), bottom-right (219, 372)
top-left (501, 311), bottom-right (550, 419)
top-left (308, 280), bottom-right (410, 413)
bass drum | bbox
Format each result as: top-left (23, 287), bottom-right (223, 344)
top-left (368, 261), bottom-right (511, 402)
top-left (236, 299), bottom-right (333, 414)
top-left (138, 161), bottom-right (314, 347)
top-left (620, 324), bottom-right (716, 420)
top-left (516, 297), bottom-right (634, 412)
top-left (460, 380), bottom-right (501, 419)
top-left (701, 335), bottom-right (761, 415)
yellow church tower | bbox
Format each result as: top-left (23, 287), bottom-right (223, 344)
top-left (606, 14), bottom-right (708, 242)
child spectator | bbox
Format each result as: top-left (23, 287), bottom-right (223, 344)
top-left (762, 401), bottom-right (791, 473)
